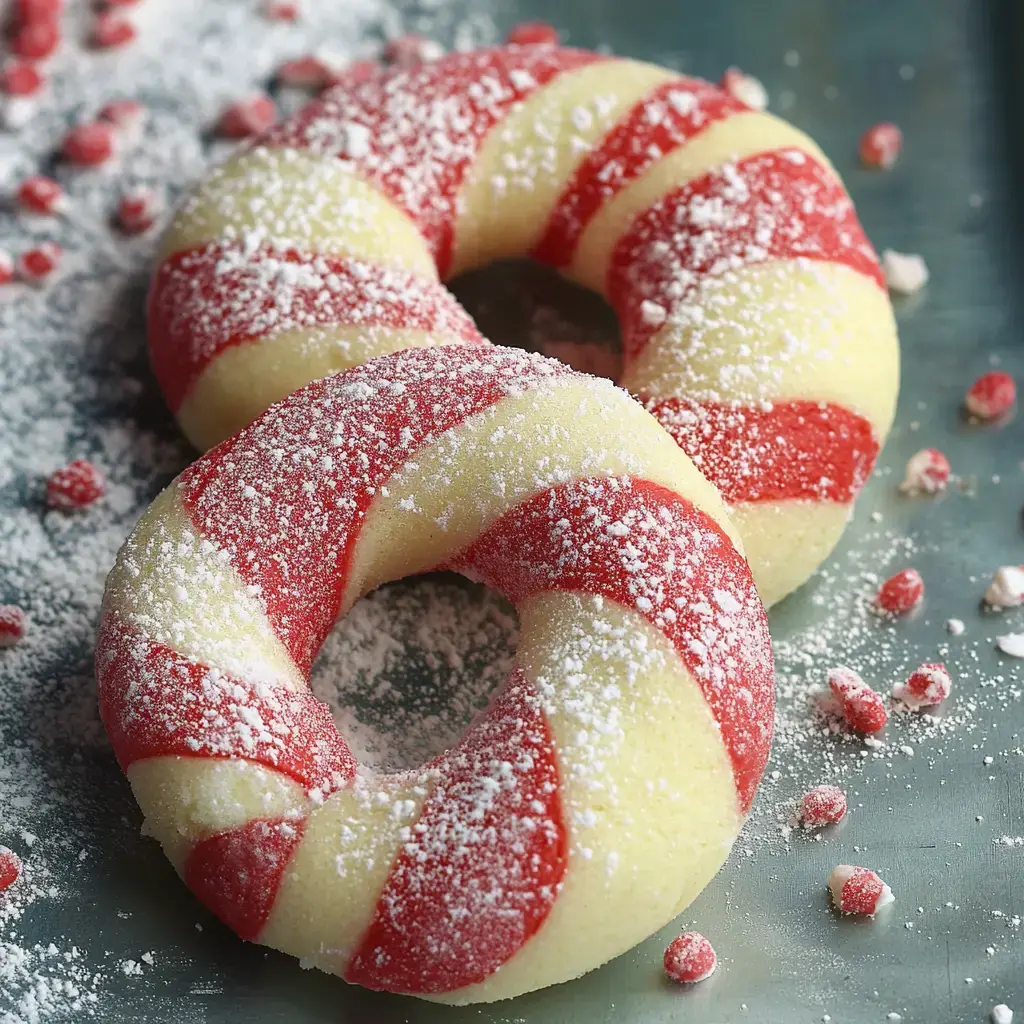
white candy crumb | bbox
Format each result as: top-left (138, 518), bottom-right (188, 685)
top-left (997, 633), bottom-right (1024, 658)
top-left (992, 1005), bottom-right (1013, 1024)
top-left (985, 566), bottom-right (1024, 609)
top-left (946, 618), bottom-right (965, 636)
top-left (882, 250), bottom-right (929, 294)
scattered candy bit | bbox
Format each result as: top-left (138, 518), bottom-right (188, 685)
top-left (899, 448), bottom-right (950, 494)
top-left (16, 174), bottom-right (64, 215)
top-left (382, 33), bottom-right (444, 66)
top-left (0, 846), bottom-right (22, 890)
top-left (859, 121), bottom-right (903, 169)
top-left (17, 242), bottom-right (61, 283)
top-left (800, 785), bottom-right (847, 827)
top-left (895, 662), bottom-right (952, 707)
top-left (828, 865), bottom-right (894, 915)
top-left (996, 633), bottom-right (1024, 659)
top-left (720, 66), bottom-right (768, 111)
top-left (91, 11), bottom-right (136, 49)
top-left (984, 566), bottom-right (1024, 609)
top-left (329, 58), bottom-right (379, 88)
top-left (0, 605), bottom-right (28, 648)
top-left (46, 459), bottom-right (105, 510)
top-left (0, 59), bottom-right (44, 97)
top-left (0, 251), bottom-right (14, 284)
top-left (965, 371), bottom-right (1016, 421)
top-left (61, 121), bottom-right (117, 166)
top-left (829, 666), bottom-right (888, 734)
top-left (12, 19), bottom-right (60, 59)
top-left (506, 21), bottom-right (559, 46)
top-left (663, 931), bottom-right (716, 984)
top-left (117, 186), bottom-right (161, 233)
top-left (276, 55), bottom-right (336, 89)
top-left (15, 0), bottom-right (62, 22)
top-left (217, 93), bottom-right (276, 139)
top-left (881, 249), bottom-right (929, 295)
top-left (876, 568), bottom-right (924, 615)
top-left (97, 98), bottom-right (145, 143)
top-left (992, 1005), bottom-right (1014, 1024)
top-left (946, 618), bottom-right (965, 636)
top-left (263, 0), bottom-right (300, 20)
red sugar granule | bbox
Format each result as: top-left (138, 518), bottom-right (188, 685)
top-left (965, 371), bottom-right (1016, 420)
top-left (0, 59), bottom-right (44, 96)
top-left (276, 55), bottom-right (335, 89)
top-left (828, 665), bottom-right (888, 734)
top-left (46, 459), bottom-right (105, 509)
top-left (217, 93), bottom-right (276, 139)
top-left (859, 122), bottom-right (903, 169)
top-left (899, 662), bottom-right (952, 706)
top-left (117, 187), bottom-right (160, 233)
top-left (91, 11), bottom-right (136, 49)
top-left (0, 252), bottom-right (14, 284)
top-left (800, 784), bottom-right (848, 827)
top-left (14, 0), bottom-right (62, 23)
top-left (829, 865), bottom-right (893, 915)
top-left (12, 19), bottom-right (60, 59)
top-left (61, 121), bottom-right (116, 166)
top-left (0, 605), bottom-right (28, 648)
top-left (0, 847), bottom-right (22, 891)
top-left (263, 0), bottom-right (299, 20)
top-left (875, 568), bottom-right (924, 615)
top-left (664, 931), bottom-right (717, 984)
top-left (17, 242), bottom-right (61, 283)
top-left (16, 175), bottom-right (64, 215)
top-left (899, 448), bottom-right (950, 494)
top-left (506, 21), bottom-right (559, 46)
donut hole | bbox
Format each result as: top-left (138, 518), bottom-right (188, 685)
top-left (308, 573), bottom-right (518, 773)
top-left (448, 257), bottom-right (623, 380)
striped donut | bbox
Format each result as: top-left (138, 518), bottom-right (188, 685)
top-left (96, 345), bottom-right (774, 1003)
top-left (149, 45), bottom-right (899, 606)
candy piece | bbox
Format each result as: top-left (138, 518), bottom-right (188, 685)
top-left (881, 249), bottom-right (928, 295)
top-left (506, 21), bottom-right (559, 46)
top-left (663, 931), bottom-right (716, 984)
top-left (17, 242), bottom-right (61, 283)
top-left (946, 618), bottom-right (965, 636)
top-left (876, 568), bottom-right (924, 615)
top-left (899, 448), bottom-right (950, 494)
top-left (217, 93), bottom-right (276, 139)
top-left (965, 371), bottom-right (1016, 420)
top-left (16, 175), bottom-right (64, 215)
top-left (12, 19), bottom-right (60, 59)
top-left (97, 98), bottom-right (145, 146)
top-left (15, 0), bottom-right (62, 22)
top-left (0, 847), bottom-right (22, 891)
top-left (0, 605), bottom-right (28, 648)
top-left (62, 122), bottom-right (117, 166)
top-left (720, 67), bottom-right (768, 111)
top-left (91, 11), bottom-right (136, 49)
top-left (0, 60), bottom-right (45, 97)
top-left (382, 34), bottom-right (444, 66)
top-left (117, 187), bottom-right (161, 233)
top-left (859, 121), bottom-right (902, 169)
top-left (984, 566), bottom-right (1024, 609)
top-left (991, 1006), bottom-right (1014, 1024)
top-left (997, 633), bottom-right (1024, 659)
top-left (828, 865), bottom-right (894, 915)
top-left (46, 459), bottom-right (105, 509)
top-left (800, 785), bottom-right (847, 827)
top-left (276, 55), bottom-right (336, 89)
top-left (894, 662), bottom-right (952, 706)
top-left (829, 666), bottom-right (888, 734)
top-left (0, 252), bottom-right (14, 284)
top-left (263, 0), bottom-right (299, 19)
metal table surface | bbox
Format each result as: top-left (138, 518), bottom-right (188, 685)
top-left (1, 0), bottom-right (1023, 1021)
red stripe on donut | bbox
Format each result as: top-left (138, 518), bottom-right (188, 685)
top-left (178, 346), bottom-right (574, 674)
top-left (608, 149), bottom-right (885, 362)
top-left (646, 397), bottom-right (879, 504)
top-left (451, 477), bottom-right (774, 812)
top-left (532, 77), bottom-right (745, 267)
top-left (95, 616), bottom-right (356, 794)
top-left (346, 669), bottom-right (566, 994)
top-left (261, 46), bottom-right (605, 275)
top-left (148, 242), bottom-right (485, 413)
top-left (185, 817), bottom-right (306, 941)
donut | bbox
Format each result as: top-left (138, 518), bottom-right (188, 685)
top-left (96, 345), bottom-right (774, 1003)
top-left (149, 44), bottom-right (899, 606)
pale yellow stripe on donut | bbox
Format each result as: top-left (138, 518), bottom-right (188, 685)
top-left (449, 59), bottom-right (675, 277)
top-left (177, 326), bottom-right (464, 452)
top-left (258, 774), bottom-right (430, 973)
top-left (440, 591), bottom-right (740, 1004)
top-left (127, 757), bottom-right (309, 873)
top-left (343, 377), bottom-right (742, 607)
top-left (569, 111), bottom-right (830, 293)
top-left (730, 499), bottom-right (853, 608)
top-left (159, 147), bottom-right (435, 278)
top-left (103, 486), bottom-right (303, 688)
top-left (620, 261), bottom-right (901, 438)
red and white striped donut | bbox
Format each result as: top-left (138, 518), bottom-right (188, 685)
top-left (149, 44), bottom-right (899, 606)
top-left (97, 345), bottom-right (773, 1003)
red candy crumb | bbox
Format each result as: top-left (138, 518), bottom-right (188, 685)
top-left (12, 19), bottom-right (60, 59)
top-left (720, 66), bottom-right (768, 111)
top-left (0, 60), bottom-right (44, 97)
top-left (276, 55), bottom-right (336, 89)
top-left (17, 242), bottom-right (60, 283)
top-left (801, 784), bottom-right (847, 827)
top-left (828, 666), bottom-right (888, 734)
top-left (263, 0), bottom-right (300, 20)
top-left (663, 931), bottom-right (716, 984)
top-left (326, 58), bottom-right (379, 88)
top-left (899, 447), bottom-right (950, 495)
top-left (506, 21), bottom-right (559, 46)
top-left (97, 98), bottom-right (145, 140)
top-left (896, 662), bottom-right (952, 707)
top-left (859, 121), bottom-right (902, 169)
top-left (876, 568), bottom-right (924, 615)
top-left (0, 251), bottom-right (14, 285)
top-left (217, 93), bottom-right (276, 139)
top-left (61, 121), bottom-right (116, 166)
top-left (46, 459), bottom-right (105, 509)
top-left (16, 175), bottom-right (64, 215)
top-left (0, 605), bottom-right (28, 648)
top-left (0, 847), bottom-right (22, 890)
top-left (965, 371), bottom-right (1016, 421)
top-left (828, 865), bottom-right (894, 915)
top-left (382, 33), bottom-right (444, 66)
top-left (91, 11), bottom-right (136, 49)
top-left (117, 186), bottom-right (160, 233)
top-left (15, 0), bottom-right (62, 23)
